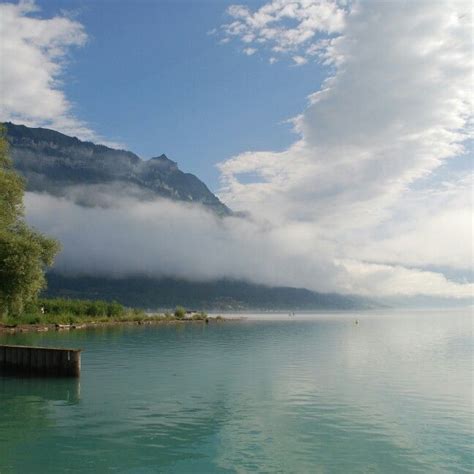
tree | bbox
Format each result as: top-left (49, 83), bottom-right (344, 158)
top-left (0, 126), bottom-right (61, 317)
top-left (174, 306), bottom-right (186, 319)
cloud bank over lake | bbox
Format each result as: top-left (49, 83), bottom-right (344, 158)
top-left (26, 192), bottom-right (472, 299)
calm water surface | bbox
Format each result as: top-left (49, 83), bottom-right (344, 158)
top-left (0, 310), bottom-right (472, 473)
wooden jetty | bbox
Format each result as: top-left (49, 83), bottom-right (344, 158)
top-left (0, 344), bottom-right (81, 377)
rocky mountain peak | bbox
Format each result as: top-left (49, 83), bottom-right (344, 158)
top-left (4, 122), bottom-right (230, 216)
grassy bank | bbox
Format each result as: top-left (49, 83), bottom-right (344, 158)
top-left (1, 298), bottom-right (216, 331)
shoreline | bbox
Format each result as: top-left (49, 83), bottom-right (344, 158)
top-left (0, 316), bottom-right (228, 335)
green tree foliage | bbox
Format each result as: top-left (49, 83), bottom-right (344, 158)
top-left (0, 129), bottom-right (23, 227)
top-left (0, 126), bottom-right (61, 317)
top-left (174, 306), bottom-right (186, 319)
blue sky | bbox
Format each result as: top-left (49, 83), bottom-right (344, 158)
top-left (1, 0), bottom-right (471, 298)
top-left (36, 0), bottom-right (327, 190)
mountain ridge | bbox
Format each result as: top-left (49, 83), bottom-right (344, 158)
top-left (45, 273), bottom-right (377, 311)
top-left (4, 122), bottom-right (230, 215)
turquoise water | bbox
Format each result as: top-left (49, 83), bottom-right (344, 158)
top-left (0, 310), bottom-right (472, 473)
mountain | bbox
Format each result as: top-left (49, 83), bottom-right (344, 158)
top-left (4, 122), bottom-right (230, 215)
top-left (45, 273), bottom-right (376, 311)
top-left (4, 122), bottom-right (376, 311)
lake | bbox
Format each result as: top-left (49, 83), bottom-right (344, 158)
top-left (0, 310), bottom-right (472, 473)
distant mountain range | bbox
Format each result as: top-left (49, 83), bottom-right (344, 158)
top-left (45, 273), bottom-right (376, 311)
top-left (4, 122), bottom-right (376, 310)
top-left (4, 122), bottom-right (230, 215)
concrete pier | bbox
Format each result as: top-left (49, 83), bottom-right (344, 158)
top-left (0, 345), bottom-right (81, 377)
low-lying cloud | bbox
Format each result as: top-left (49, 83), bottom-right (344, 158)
top-left (25, 192), bottom-right (472, 298)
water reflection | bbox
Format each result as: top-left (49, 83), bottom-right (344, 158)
top-left (0, 311), bottom-right (472, 473)
top-left (0, 376), bottom-right (80, 472)
top-left (0, 374), bottom-right (80, 404)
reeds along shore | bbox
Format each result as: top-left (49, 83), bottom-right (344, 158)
top-left (0, 316), bottom-right (226, 334)
top-left (0, 298), bottom-right (223, 334)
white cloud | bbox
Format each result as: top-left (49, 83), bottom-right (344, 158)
top-left (292, 55), bottom-right (308, 66)
top-left (0, 0), bottom-right (118, 146)
top-left (217, 0), bottom-right (473, 298)
top-left (220, 0), bottom-right (348, 63)
top-left (25, 192), bottom-right (473, 298)
top-left (353, 173), bottom-right (473, 272)
top-left (243, 47), bottom-right (257, 56)
top-left (25, 192), bottom-right (342, 292)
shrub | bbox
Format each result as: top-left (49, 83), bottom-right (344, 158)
top-left (192, 312), bottom-right (207, 321)
top-left (174, 306), bottom-right (186, 319)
